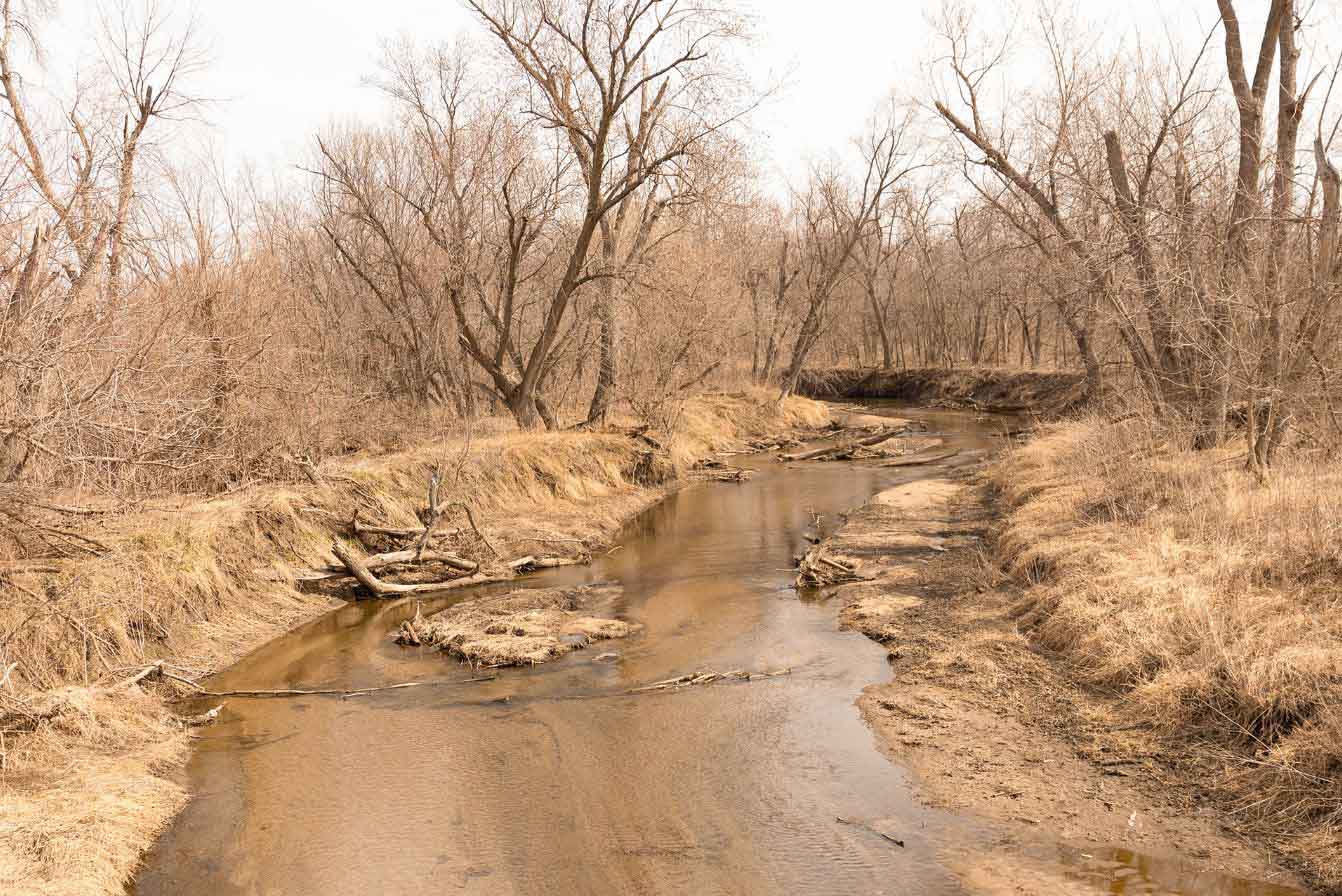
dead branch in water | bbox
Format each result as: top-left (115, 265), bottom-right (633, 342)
top-left (880, 448), bottom-right (961, 468)
top-left (797, 549), bottom-right (861, 587)
top-left (836, 816), bottom-right (905, 848)
top-left (330, 540), bottom-right (585, 598)
top-left (166, 674), bottom-right (497, 700)
top-left (331, 540), bottom-right (506, 597)
top-left (778, 426), bottom-right (912, 462)
top-left (628, 667), bottom-right (793, 693)
top-left (271, 549), bottom-right (480, 586)
top-left (690, 467), bottom-right (753, 482)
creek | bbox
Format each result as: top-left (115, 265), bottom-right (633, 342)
top-left (132, 407), bottom-right (1299, 896)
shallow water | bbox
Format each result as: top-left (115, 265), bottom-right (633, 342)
top-left (132, 408), bottom-right (1302, 896)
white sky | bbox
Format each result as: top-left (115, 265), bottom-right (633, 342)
top-left (36, 1), bottom-right (1315, 190)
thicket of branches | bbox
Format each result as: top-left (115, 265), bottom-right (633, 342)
top-left (3, 0), bottom-right (1340, 521)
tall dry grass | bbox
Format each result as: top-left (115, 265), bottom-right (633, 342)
top-left (993, 418), bottom-right (1342, 885)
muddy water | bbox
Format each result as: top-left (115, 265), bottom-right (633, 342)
top-left (133, 409), bottom-right (1299, 896)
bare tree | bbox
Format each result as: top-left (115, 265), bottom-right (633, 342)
top-left (0, 0), bottom-right (203, 485)
top-left (463, 0), bottom-right (748, 428)
top-left (932, 3), bottom-right (1107, 396)
top-left (777, 103), bottom-right (921, 398)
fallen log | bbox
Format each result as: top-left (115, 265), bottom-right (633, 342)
top-left (119, 662), bottom-right (165, 689)
top-left (332, 540), bottom-right (505, 597)
top-left (880, 448), bottom-right (961, 468)
top-left (779, 426), bottom-right (911, 463)
top-left (281, 549), bottom-right (480, 585)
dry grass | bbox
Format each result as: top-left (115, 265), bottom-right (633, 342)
top-left (0, 388), bottom-right (826, 896)
top-left (993, 417), bottom-right (1342, 887)
top-left (0, 687), bottom-right (187, 896)
top-left (403, 585), bottom-right (636, 667)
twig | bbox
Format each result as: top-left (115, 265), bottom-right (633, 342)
top-left (836, 816), bottom-right (905, 848)
top-left (446, 501), bottom-right (499, 558)
top-left (173, 675), bottom-right (497, 700)
top-left (626, 667), bottom-right (793, 694)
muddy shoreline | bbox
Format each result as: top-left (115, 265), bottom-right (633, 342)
top-left (803, 459), bottom-right (1312, 892)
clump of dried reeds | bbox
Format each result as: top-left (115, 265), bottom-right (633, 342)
top-left (398, 585), bottom-right (636, 667)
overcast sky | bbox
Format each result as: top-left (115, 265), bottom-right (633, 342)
top-left (39, 1), bottom-right (1299, 190)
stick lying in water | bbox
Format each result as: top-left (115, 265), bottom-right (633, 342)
top-left (163, 668), bottom-right (498, 699)
top-left (835, 816), bottom-right (905, 848)
top-left (778, 426), bottom-right (912, 463)
top-left (627, 667), bottom-right (793, 693)
top-left (879, 448), bottom-right (961, 468)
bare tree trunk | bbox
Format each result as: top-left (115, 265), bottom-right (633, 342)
top-left (1203, 0), bottom-right (1288, 448)
top-left (586, 229), bottom-right (619, 424)
top-left (1250, 3), bottom-right (1302, 471)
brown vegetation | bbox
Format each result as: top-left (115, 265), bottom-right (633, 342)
top-left (397, 584), bottom-right (637, 667)
top-left (993, 418), bottom-right (1342, 887)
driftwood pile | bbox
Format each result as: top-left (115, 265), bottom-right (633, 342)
top-left (744, 435), bottom-right (803, 452)
top-left (279, 467), bottom-right (588, 599)
top-left (796, 547), bottom-right (862, 588)
top-left (778, 424), bottom-right (920, 463)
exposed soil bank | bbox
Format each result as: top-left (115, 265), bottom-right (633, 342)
top-left (0, 391), bottom-right (828, 896)
top-left (803, 465), bottom-right (1311, 893)
top-left (796, 366), bottom-right (1087, 414)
